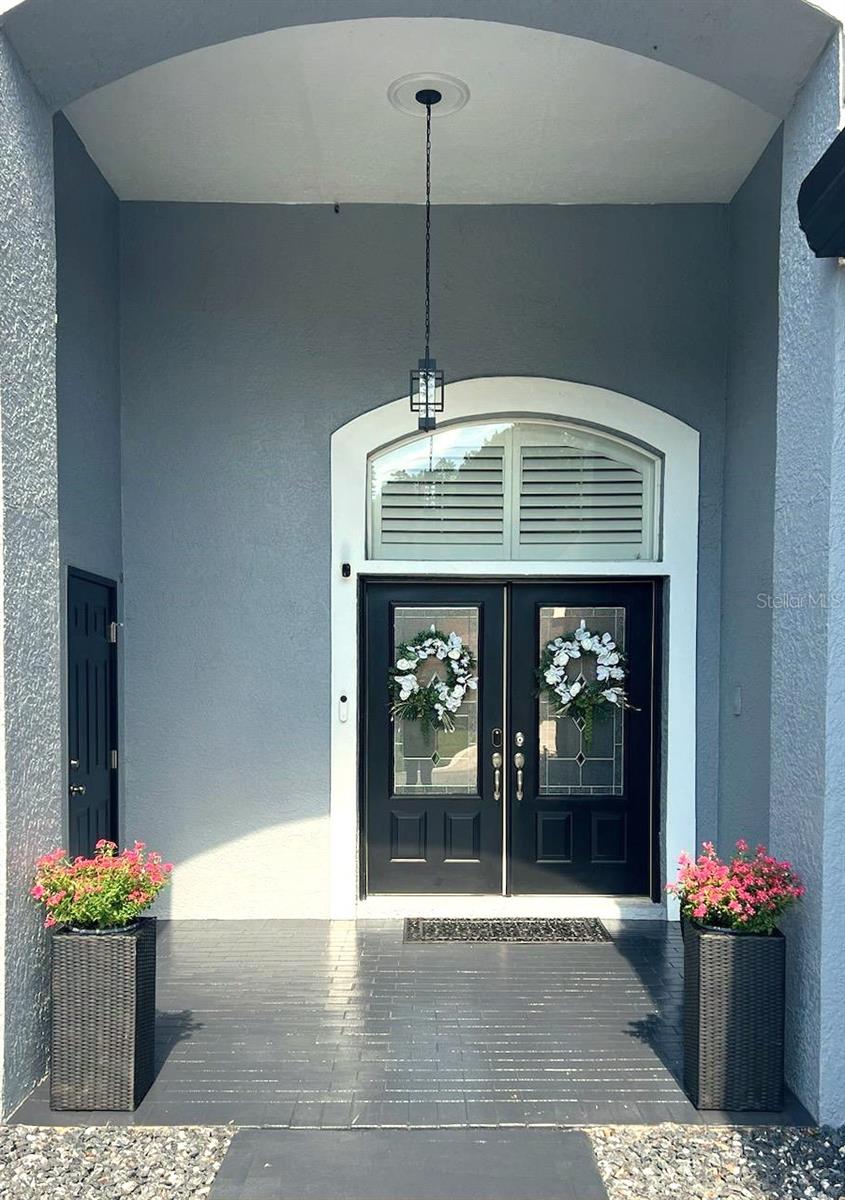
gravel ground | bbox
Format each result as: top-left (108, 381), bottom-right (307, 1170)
top-left (591, 1125), bottom-right (845, 1200)
top-left (0, 1127), bottom-right (232, 1200)
top-left (0, 1124), bottom-right (842, 1200)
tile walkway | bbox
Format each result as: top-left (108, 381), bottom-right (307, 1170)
top-left (11, 919), bottom-right (810, 1127)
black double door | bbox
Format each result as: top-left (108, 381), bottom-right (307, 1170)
top-left (67, 571), bottom-right (118, 858)
top-left (363, 580), bottom-right (658, 897)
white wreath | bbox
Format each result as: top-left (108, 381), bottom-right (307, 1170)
top-left (390, 625), bottom-right (478, 733)
top-left (539, 620), bottom-right (629, 714)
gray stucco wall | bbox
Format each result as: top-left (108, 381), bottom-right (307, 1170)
top-left (119, 201), bottom-right (728, 917)
top-left (718, 131), bottom-right (783, 850)
top-left (54, 112), bottom-right (122, 582)
top-left (0, 31), bottom-right (61, 1116)
top-left (771, 33), bottom-right (845, 1125)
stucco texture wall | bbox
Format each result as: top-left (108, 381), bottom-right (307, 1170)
top-left (119, 202), bottom-right (729, 918)
top-left (54, 112), bottom-right (122, 582)
top-left (718, 130), bottom-right (783, 850)
top-left (772, 33), bottom-right (845, 1125)
top-left (0, 31), bottom-right (61, 1115)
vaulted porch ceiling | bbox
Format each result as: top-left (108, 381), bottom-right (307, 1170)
top-left (62, 17), bottom-right (784, 206)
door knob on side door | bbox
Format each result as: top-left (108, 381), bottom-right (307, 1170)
top-left (514, 751), bottom-right (525, 802)
top-left (69, 784), bottom-right (86, 796)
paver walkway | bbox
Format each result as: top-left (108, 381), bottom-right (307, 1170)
top-left (12, 919), bottom-right (809, 1127)
top-left (208, 1129), bottom-right (609, 1200)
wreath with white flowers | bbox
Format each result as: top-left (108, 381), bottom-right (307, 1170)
top-left (389, 625), bottom-right (478, 734)
top-left (537, 619), bottom-right (633, 747)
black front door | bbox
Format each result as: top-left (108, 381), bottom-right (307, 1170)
top-left (362, 579), bottom-right (658, 897)
top-left (509, 581), bottom-right (657, 896)
top-left (67, 570), bottom-right (118, 858)
top-left (363, 582), bottom-right (504, 894)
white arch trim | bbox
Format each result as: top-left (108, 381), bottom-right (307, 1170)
top-left (330, 377), bottom-right (698, 919)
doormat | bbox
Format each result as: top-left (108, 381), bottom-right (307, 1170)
top-left (403, 918), bottom-right (612, 943)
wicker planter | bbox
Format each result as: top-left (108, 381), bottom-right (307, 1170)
top-left (50, 918), bottom-right (156, 1111)
top-left (683, 917), bottom-right (784, 1111)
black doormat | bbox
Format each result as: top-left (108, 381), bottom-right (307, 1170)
top-left (403, 917), bottom-right (612, 943)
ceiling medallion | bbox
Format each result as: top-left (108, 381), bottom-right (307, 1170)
top-left (387, 72), bottom-right (470, 118)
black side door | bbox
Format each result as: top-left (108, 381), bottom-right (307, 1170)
top-left (509, 580), bottom-right (657, 896)
top-left (67, 570), bottom-right (118, 857)
top-left (363, 581), bottom-right (504, 894)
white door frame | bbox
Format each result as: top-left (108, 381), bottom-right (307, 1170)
top-left (330, 377), bottom-right (699, 919)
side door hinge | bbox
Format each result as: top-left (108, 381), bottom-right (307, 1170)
top-left (108, 621), bottom-right (119, 645)
top-left (110, 749), bottom-right (118, 770)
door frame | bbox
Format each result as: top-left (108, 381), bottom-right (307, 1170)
top-left (65, 566), bottom-right (119, 849)
top-left (331, 377), bottom-right (699, 920)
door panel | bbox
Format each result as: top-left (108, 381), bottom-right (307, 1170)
top-left (364, 583), bottom-right (504, 894)
top-left (508, 581), bottom-right (656, 896)
top-left (67, 572), bottom-right (118, 858)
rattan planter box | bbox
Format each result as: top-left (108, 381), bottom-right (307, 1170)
top-left (683, 917), bottom-right (784, 1111)
top-left (50, 918), bottom-right (156, 1111)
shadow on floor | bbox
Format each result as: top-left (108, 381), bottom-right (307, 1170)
top-left (155, 1008), bottom-right (204, 1071)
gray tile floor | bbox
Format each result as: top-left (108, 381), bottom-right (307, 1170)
top-left (12, 919), bottom-right (810, 1128)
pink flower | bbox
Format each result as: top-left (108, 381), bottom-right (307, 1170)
top-left (44, 916), bottom-right (56, 928)
top-left (31, 837), bottom-right (172, 928)
top-left (667, 840), bottom-right (803, 933)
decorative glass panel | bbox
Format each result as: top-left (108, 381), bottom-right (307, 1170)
top-left (393, 606), bottom-right (479, 796)
top-left (538, 606), bottom-right (625, 797)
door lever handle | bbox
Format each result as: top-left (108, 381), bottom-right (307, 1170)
top-left (492, 752), bottom-right (503, 803)
top-left (514, 752), bottom-right (525, 802)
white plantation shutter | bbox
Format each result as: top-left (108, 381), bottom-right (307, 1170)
top-left (369, 422), bottom-right (659, 561)
top-left (517, 445), bottom-right (646, 555)
top-left (378, 445), bottom-right (505, 552)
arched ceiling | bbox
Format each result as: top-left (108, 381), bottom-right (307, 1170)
top-left (60, 18), bottom-right (781, 205)
top-left (1, 0), bottom-right (837, 116)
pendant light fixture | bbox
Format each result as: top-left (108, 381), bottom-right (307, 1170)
top-left (409, 88), bottom-right (445, 432)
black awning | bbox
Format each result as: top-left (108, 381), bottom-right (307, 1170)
top-left (798, 126), bottom-right (845, 257)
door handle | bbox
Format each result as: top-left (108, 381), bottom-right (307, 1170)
top-left (492, 752), bottom-right (503, 803)
top-left (514, 752), bottom-right (525, 802)
top-left (69, 784), bottom-right (86, 796)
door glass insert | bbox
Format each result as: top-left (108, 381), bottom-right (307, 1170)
top-left (393, 606), bottom-right (479, 796)
top-left (538, 606), bottom-right (625, 796)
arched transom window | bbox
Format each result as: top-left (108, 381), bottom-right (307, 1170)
top-left (368, 420), bottom-right (662, 561)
